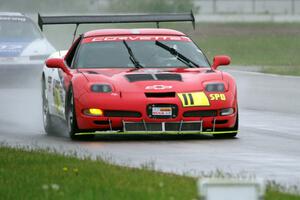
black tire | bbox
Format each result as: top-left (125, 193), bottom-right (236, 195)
top-left (66, 88), bottom-right (79, 140)
top-left (213, 113), bottom-right (239, 139)
top-left (66, 88), bottom-right (95, 140)
top-left (42, 78), bottom-right (56, 135)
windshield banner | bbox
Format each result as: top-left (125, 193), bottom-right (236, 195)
top-left (83, 36), bottom-right (191, 43)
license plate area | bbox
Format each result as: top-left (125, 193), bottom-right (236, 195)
top-left (147, 104), bottom-right (178, 119)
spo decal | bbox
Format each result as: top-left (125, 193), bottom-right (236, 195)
top-left (178, 92), bottom-right (210, 107)
top-left (209, 94), bottom-right (226, 101)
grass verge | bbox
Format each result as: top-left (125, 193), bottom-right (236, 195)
top-left (0, 146), bottom-right (299, 200)
top-left (190, 23), bottom-right (300, 76)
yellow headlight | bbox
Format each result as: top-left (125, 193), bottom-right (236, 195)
top-left (83, 108), bottom-right (103, 116)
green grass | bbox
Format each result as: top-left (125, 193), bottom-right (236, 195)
top-left (0, 146), bottom-right (299, 200)
top-left (171, 22), bottom-right (300, 76)
top-left (190, 23), bottom-right (300, 76)
top-left (195, 35), bottom-right (300, 67)
top-left (0, 146), bottom-right (196, 200)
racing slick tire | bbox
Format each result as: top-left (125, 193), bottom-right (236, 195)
top-left (66, 88), bottom-right (79, 140)
top-left (66, 87), bottom-right (94, 140)
top-left (42, 78), bottom-right (57, 135)
top-left (213, 113), bottom-right (239, 139)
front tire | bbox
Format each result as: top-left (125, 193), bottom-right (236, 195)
top-left (66, 88), bottom-right (94, 140)
top-left (66, 88), bottom-right (79, 140)
top-left (213, 113), bottom-right (239, 139)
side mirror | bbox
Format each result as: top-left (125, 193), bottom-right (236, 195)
top-left (211, 55), bottom-right (231, 70)
top-left (45, 58), bottom-right (71, 75)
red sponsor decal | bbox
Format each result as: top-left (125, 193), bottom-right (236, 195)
top-left (83, 36), bottom-right (191, 43)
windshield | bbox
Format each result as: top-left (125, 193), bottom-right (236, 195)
top-left (0, 17), bottom-right (43, 42)
top-left (76, 40), bottom-right (210, 68)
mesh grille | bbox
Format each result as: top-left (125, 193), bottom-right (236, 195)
top-left (123, 121), bottom-right (202, 132)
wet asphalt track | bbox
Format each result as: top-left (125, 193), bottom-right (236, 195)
top-left (0, 69), bottom-right (299, 186)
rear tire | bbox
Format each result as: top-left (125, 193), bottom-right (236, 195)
top-left (42, 78), bottom-right (57, 135)
top-left (213, 113), bottom-right (239, 139)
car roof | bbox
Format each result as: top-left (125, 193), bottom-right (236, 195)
top-left (84, 28), bottom-right (186, 38)
top-left (0, 12), bottom-right (24, 17)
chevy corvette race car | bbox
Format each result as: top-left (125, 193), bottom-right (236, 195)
top-left (40, 13), bottom-right (238, 140)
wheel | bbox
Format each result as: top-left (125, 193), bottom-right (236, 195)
top-left (42, 77), bottom-right (56, 135)
top-left (213, 112), bottom-right (239, 139)
top-left (66, 88), bottom-right (94, 140)
top-left (66, 88), bottom-right (79, 140)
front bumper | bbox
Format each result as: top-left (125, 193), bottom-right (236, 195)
top-left (74, 91), bottom-right (238, 133)
top-left (75, 120), bottom-right (238, 136)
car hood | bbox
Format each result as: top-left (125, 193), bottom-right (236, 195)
top-left (79, 68), bottom-right (223, 93)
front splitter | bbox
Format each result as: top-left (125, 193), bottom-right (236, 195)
top-left (74, 130), bottom-right (238, 136)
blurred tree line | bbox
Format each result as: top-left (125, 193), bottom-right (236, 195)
top-left (0, 0), bottom-right (198, 14)
top-left (1, 0), bottom-right (90, 13)
top-left (108, 0), bottom-right (198, 13)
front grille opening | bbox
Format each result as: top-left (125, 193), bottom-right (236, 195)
top-left (104, 110), bottom-right (142, 118)
top-left (145, 92), bottom-right (176, 98)
top-left (183, 110), bottom-right (217, 117)
top-left (214, 120), bottom-right (228, 124)
top-left (94, 120), bottom-right (109, 125)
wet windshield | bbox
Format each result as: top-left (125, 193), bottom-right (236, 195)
top-left (0, 17), bottom-right (43, 42)
top-left (76, 40), bottom-right (210, 68)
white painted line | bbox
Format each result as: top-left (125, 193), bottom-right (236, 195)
top-left (198, 178), bottom-right (265, 200)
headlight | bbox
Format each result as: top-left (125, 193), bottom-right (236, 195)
top-left (205, 83), bottom-right (225, 92)
top-left (220, 108), bottom-right (234, 116)
top-left (91, 84), bottom-right (112, 93)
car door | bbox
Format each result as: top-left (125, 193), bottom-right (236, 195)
top-left (48, 37), bottom-right (82, 120)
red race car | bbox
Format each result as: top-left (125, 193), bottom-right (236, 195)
top-left (40, 13), bottom-right (238, 140)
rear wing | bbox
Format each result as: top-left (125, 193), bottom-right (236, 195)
top-left (38, 12), bottom-right (195, 31)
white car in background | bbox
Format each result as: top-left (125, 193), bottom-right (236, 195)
top-left (0, 12), bottom-right (55, 85)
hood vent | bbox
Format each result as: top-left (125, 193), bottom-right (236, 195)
top-left (125, 73), bottom-right (182, 82)
top-left (85, 71), bottom-right (99, 74)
